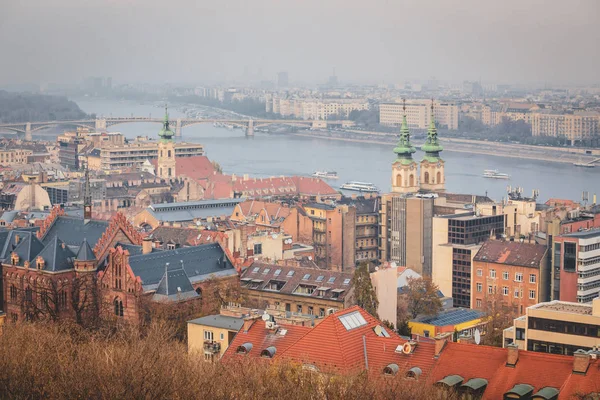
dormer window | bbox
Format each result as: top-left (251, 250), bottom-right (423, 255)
top-left (36, 256), bottom-right (45, 270)
top-left (236, 343), bottom-right (253, 355)
top-left (167, 243), bottom-right (176, 250)
top-left (260, 346), bottom-right (276, 358)
top-left (11, 252), bottom-right (19, 265)
top-left (383, 363), bottom-right (399, 376)
top-left (405, 367), bottom-right (422, 380)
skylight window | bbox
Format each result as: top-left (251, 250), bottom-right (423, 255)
top-left (343, 278), bottom-right (351, 285)
top-left (328, 277), bottom-right (336, 283)
top-left (338, 311), bottom-right (368, 331)
top-left (252, 267), bottom-right (260, 273)
top-left (274, 269), bottom-right (282, 276)
top-left (262, 268), bottom-right (270, 275)
top-left (287, 270), bottom-right (295, 277)
top-left (316, 275), bottom-right (324, 282)
top-left (302, 274), bottom-right (311, 280)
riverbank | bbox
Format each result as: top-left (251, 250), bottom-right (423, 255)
top-left (295, 131), bottom-right (599, 166)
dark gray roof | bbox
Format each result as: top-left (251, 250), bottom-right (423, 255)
top-left (188, 315), bottom-right (244, 331)
top-left (12, 232), bottom-right (45, 265)
top-left (115, 242), bottom-right (162, 256)
top-left (37, 236), bottom-right (76, 272)
top-left (153, 265), bottom-right (198, 302)
top-left (128, 243), bottom-right (236, 291)
top-left (562, 229), bottom-right (600, 239)
top-left (76, 238), bottom-right (96, 261)
top-left (41, 216), bottom-right (108, 247)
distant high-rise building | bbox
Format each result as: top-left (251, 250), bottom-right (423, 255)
top-left (327, 68), bottom-right (338, 87)
top-left (277, 71), bottom-right (289, 87)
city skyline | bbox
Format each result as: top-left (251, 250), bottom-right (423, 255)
top-left (1, 0), bottom-right (599, 86)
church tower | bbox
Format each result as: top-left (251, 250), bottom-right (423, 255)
top-left (391, 99), bottom-right (419, 193)
top-left (420, 100), bottom-right (445, 192)
top-left (83, 165), bottom-right (92, 222)
top-left (157, 105), bottom-right (176, 181)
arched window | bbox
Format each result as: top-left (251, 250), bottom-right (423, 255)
top-left (409, 174), bottom-right (414, 187)
top-left (168, 150), bottom-right (172, 158)
top-left (424, 171), bottom-right (430, 184)
top-left (395, 174), bottom-right (402, 187)
top-left (437, 171), bottom-right (442, 183)
top-left (168, 168), bottom-right (172, 177)
top-left (114, 298), bottom-right (124, 317)
top-left (10, 284), bottom-right (17, 301)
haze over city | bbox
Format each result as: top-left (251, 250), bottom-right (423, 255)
top-left (2, 1), bottom-right (600, 399)
top-left (1, 0), bottom-right (599, 86)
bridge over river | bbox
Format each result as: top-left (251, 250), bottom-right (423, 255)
top-left (0, 117), bottom-right (354, 140)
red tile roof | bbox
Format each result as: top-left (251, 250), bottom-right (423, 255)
top-left (429, 342), bottom-right (599, 399)
top-left (223, 306), bottom-right (437, 377)
top-left (473, 240), bottom-right (547, 268)
top-left (151, 156), bottom-right (216, 181)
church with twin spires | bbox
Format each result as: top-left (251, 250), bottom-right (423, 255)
top-left (391, 100), bottom-right (445, 194)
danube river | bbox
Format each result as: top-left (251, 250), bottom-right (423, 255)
top-left (75, 98), bottom-right (599, 203)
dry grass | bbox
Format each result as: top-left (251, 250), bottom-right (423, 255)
top-left (0, 322), bottom-right (445, 400)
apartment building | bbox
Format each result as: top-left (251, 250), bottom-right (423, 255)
top-left (0, 149), bottom-right (33, 166)
top-left (531, 112), bottom-right (600, 144)
top-left (379, 193), bottom-right (434, 276)
top-left (503, 299), bottom-right (600, 355)
top-left (240, 262), bottom-right (355, 315)
top-left (472, 240), bottom-right (549, 314)
top-left (99, 139), bottom-right (204, 170)
top-left (554, 229), bottom-right (600, 303)
top-left (303, 202), bottom-right (356, 271)
top-left (477, 191), bottom-right (540, 238)
top-left (379, 100), bottom-right (459, 130)
top-left (432, 212), bottom-right (505, 308)
top-left (269, 97), bottom-right (369, 120)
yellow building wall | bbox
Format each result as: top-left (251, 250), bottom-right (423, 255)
top-left (187, 323), bottom-right (235, 359)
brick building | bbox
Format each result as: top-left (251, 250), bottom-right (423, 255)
top-left (472, 240), bottom-right (548, 314)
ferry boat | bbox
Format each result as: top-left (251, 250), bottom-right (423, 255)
top-left (573, 162), bottom-right (595, 168)
top-left (312, 171), bottom-right (339, 179)
top-left (483, 169), bottom-right (510, 179)
top-left (340, 181), bottom-right (379, 192)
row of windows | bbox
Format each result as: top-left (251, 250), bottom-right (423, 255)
top-left (529, 317), bottom-right (600, 338)
top-left (481, 269), bottom-right (536, 283)
top-left (477, 284), bottom-right (535, 299)
top-left (580, 242), bottom-right (600, 253)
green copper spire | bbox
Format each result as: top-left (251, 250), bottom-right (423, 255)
top-left (421, 99), bottom-right (443, 162)
top-left (158, 105), bottom-right (175, 143)
top-left (393, 99), bottom-right (416, 165)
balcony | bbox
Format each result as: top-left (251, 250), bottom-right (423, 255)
top-left (203, 341), bottom-right (221, 354)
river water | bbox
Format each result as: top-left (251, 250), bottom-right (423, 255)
top-left (75, 98), bottom-right (599, 203)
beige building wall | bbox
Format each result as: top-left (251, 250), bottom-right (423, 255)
top-left (531, 112), bottom-right (600, 142)
top-left (370, 264), bottom-right (399, 327)
top-left (0, 149), bottom-right (33, 165)
top-left (432, 216), bottom-right (453, 298)
top-left (380, 100), bottom-right (459, 130)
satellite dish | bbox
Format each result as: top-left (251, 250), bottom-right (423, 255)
top-left (474, 329), bottom-right (481, 345)
top-left (308, 256), bottom-right (313, 261)
top-left (262, 312), bottom-right (271, 321)
top-left (402, 342), bottom-right (412, 354)
top-left (272, 234), bottom-right (278, 240)
top-left (374, 325), bottom-right (383, 336)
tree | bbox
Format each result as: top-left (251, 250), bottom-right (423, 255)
top-left (403, 277), bottom-right (443, 319)
top-left (351, 262), bottom-right (379, 317)
top-left (211, 160), bottom-right (223, 174)
top-left (480, 291), bottom-right (519, 347)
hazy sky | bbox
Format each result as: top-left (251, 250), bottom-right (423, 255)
top-left (1, 0), bottom-right (598, 86)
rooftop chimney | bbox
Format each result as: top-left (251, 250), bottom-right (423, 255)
top-left (433, 333), bottom-right (452, 357)
top-left (573, 350), bottom-right (591, 375)
top-left (506, 343), bottom-right (519, 367)
top-left (142, 237), bottom-right (153, 254)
